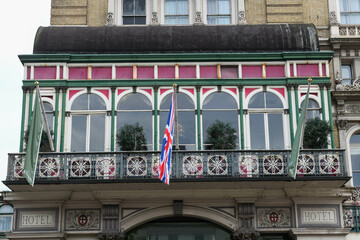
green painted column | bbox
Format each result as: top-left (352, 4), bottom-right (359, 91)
top-left (19, 87), bottom-right (28, 152)
top-left (27, 87), bottom-right (34, 125)
top-left (60, 87), bottom-right (67, 152)
top-left (238, 86), bottom-right (245, 150)
top-left (110, 87), bottom-right (116, 151)
top-left (294, 85), bottom-right (300, 125)
top-left (154, 87), bottom-right (158, 151)
top-left (53, 88), bottom-right (60, 152)
top-left (287, 85), bottom-right (295, 145)
top-left (196, 87), bottom-right (201, 150)
top-left (320, 84), bottom-right (326, 120)
top-left (326, 85), bottom-right (335, 148)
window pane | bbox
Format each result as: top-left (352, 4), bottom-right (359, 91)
top-left (221, 66), bottom-right (238, 79)
top-left (218, 0), bottom-right (230, 14)
top-left (177, 0), bottom-right (188, 14)
top-left (43, 102), bottom-right (53, 112)
top-left (178, 111), bottom-right (196, 145)
top-left (268, 114), bottom-right (284, 149)
top-left (250, 114), bottom-right (265, 149)
top-left (248, 92), bottom-right (264, 108)
top-left (45, 113), bottom-right (54, 131)
top-left (89, 94), bottom-right (106, 110)
top-left (0, 205), bottom-right (13, 214)
top-left (341, 14), bottom-right (350, 24)
top-left (307, 110), bottom-right (320, 119)
top-left (123, 0), bottom-right (134, 15)
top-left (207, 16), bottom-right (217, 24)
top-left (202, 111), bottom-right (238, 145)
top-left (353, 172), bottom-right (360, 187)
top-left (89, 115), bottom-right (105, 151)
top-left (118, 93), bottom-right (152, 110)
top-left (71, 94), bottom-right (88, 110)
top-left (165, 17), bottom-right (177, 24)
top-left (135, 16), bottom-right (146, 24)
top-left (203, 92), bottom-right (237, 109)
top-left (218, 16), bottom-right (231, 24)
top-left (117, 112), bottom-right (153, 150)
top-left (207, 0), bottom-right (217, 14)
top-left (0, 217), bottom-right (11, 231)
top-left (342, 65), bottom-right (352, 79)
top-left (350, 13), bottom-right (360, 23)
top-left (265, 92), bottom-right (283, 108)
top-left (351, 0), bottom-right (360, 11)
top-left (160, 93), bottom-right (194, 110)
top-left (165, 0), bottom-right (177, 15)
top-left (123, 16), bottom-right (134, 25)
top-left (177, 16), bottom-right (189, 24)
top-left (135, 0), bottom-right (145, 15)
top-left (71, 115), bottom-right (87, 151)
top-left (351, 133), bottom-right (360, 186)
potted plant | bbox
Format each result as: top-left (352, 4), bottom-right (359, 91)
top-left (303, 117), bottom-right (332, 149)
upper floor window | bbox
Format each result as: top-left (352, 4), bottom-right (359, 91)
top-left (248, 92), bottom-right (284, 150)
top-left (207, 0), bottom-right (231, 24)
top-left (0, 204), bottom-right (13, 232)
top-left (123, 0), bottom-right (146, 25)
top-left (301, 99), bottom-right (321, 120)
top-left (340, 0), bottom-right (360, 24)
top-left (350, 133), bottom-right (360, 186)
top-left (44, 102), bottom-right (54, 131)
top-left (342, 64), bottom-right (353, 85)
top-left (165, 0), bottom-right (189, 24)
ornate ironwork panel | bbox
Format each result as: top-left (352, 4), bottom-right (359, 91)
top-left (127, 156), bottom-right (147, 176)
top-left (319, 154), bottom-right (340, 174)
top-left (39, 157), bottom-right (60, 178)
top-left (183, 155), bottom-right (203, 176)
top-left (239, 155), bottom-right (259, 176)
top-left (207, 155), bottom-right (228, 175)
top-left (263, 155), bottom-right (284, 175)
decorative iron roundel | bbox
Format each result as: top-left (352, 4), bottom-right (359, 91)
top-left (78, 214), bottom-right (88, 226)
top-left (269, 212), bottom-right (279, 223)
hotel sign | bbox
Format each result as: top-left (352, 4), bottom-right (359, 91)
top-left (297, 204), bottom-right (341, 228)
top-left (15, 208), bottom-right (59, 231)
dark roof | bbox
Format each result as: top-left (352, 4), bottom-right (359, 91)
top-left (33, 24), bottom-right (319, 54)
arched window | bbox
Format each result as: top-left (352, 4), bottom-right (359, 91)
top-left (248, 91), bottom-right (284, 149)
top-left (350, 133), bottom-right (360, 186)
top-left (300, 99), bottom-right (320, 120)
top-left (70, 93), bottom-right (107, 152)
top-left (160, 92), bottom-right (196, 150)
top-left (43, 102), bottom-right (54, 131)
top-left (202, 92), bottom-right (238, 149)
top-left (0, 204), bottom-right (13, 232)
top-left (117, 93), bottom-right (153, 150)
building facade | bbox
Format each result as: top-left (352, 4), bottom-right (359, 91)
top-left (1, 0), bottom-right (360, 239)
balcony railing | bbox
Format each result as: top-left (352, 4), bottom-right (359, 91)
top-left (339, 25), bottom-right (360, 37)
top-left (6, 149), bottom-right (346, 182)
top-left (344, 205), bottom-right (360, 232)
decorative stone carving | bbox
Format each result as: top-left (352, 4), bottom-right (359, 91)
top-left (233, 203), bottom-right (260, 240)
top-left (238, 11), bottom-right (247, 24)
top-left (65, 209), bottom-right (101, 231)
top-left (345, 104), bottom-right (360, 113)
top-left (194, 12), bottom-right (203, 25)
top-left (337, 120), bottom-right (348, 130)
top-left (256, 208), bottom-right (291, 228)
top-left (98, 232), bottom-right (125, 240)
top-left (329, 11), bottom-right (338, 25)
top-left (151, 12), bottom-right (159, 25)
top-left (231, 228), bottom-right (260, 240)
top-left (106, 12), bottom-right (114, 26)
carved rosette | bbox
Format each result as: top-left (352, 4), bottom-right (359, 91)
top-left (344, 78), bottom-right (360, 91)
top-left (329, 11), bottom-right (338, 25)
top-left (194, 12), bottom-right (203, 24)
top-left (256, 208), bottom-right (291, 228)
top-left (237, 11), bottom-right (247, 24)
top-left (106, 12), bottom-right (114, 26)
top-left (151, 12), bottom-right (159, 25)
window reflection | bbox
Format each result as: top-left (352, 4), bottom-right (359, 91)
top-left (350, 133), bottom-right (360, 186)
top-left (301, 99), bottom-right (320, 120)
top-left (160, 92), bottom-right (195, 150)
top-left (117, 93), bottom-right (153, 150)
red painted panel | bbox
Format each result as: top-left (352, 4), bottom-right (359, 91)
top-left (179, 66), bottom-right (196, 78)
top-left (96, 89), bottom-right (110, 100)
top-left (226, 88), bottom-right (237, 95)
top-left (137, 67), bottom-right (154, 79)
top-left (221, 66), bottom-right (238, 79)
top-left (160, 88), bottom-right (171, 95)
top-left (200, 66), bottom-right (217, 78)
top-left (69, 67), bottom-right (88, 80)
top-left (116, 67), bottom-right (133, 79)
top-left (242, 65), bottom-right (262, 78)
top-left (27, 67), bottom-right (31, 79)
top-left (34, 66), bottom-right (57, 79)
top-left (117, 89), bottom-right (128, 96)
top-left (271, 88), bottom-right (285, 98)
top-left (60, 66), bottom-right (63, 79)
top-left (297, 64), bottom-right (319, 77)
top-left (183, 88), bottom-right (195, 95)
top-left (245, 88), bottom-right (258, 98)
top-left (158, 66), bottom-right (175, 79)
top-left (92, 67), bottom-right (112, 79)
top-left (69, 90), bottom-right (83, 100)
top-left (266, 65), bottom-right (285, 78)
top-left (202, 88), bottom-right (214, 95)
top-left (142, 88), bottom-right (152, 96)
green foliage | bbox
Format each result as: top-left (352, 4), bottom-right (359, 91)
top-left (116, 123), bottom-right (147, 151)
top-left (303, 117), bottom-right (332, 149)
top-left (205, 120), bottom-right (237, 150)
top-left (24, 127), bottom-right (54, 152)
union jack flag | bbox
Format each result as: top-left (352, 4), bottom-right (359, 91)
top-left (159, 92), bottom-right (175, 184)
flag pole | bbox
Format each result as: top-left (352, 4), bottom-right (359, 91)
top-left (173, 83), bottom-right (179, 150)
top-left (35, 81), bottom-right (55, 152)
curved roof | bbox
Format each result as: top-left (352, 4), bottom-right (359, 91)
top-left (33, 24), bottom-right (319, 54)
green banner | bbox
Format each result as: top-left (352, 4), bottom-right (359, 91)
top-left (23, 90), bottom-right (43, 186)
top-left (288, 80), bottom-right (311, 179)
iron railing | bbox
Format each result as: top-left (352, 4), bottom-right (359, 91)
top-left (344, 205), bottom-right (360, 232)
top-left (6, 149), bottom-right (346, 182)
